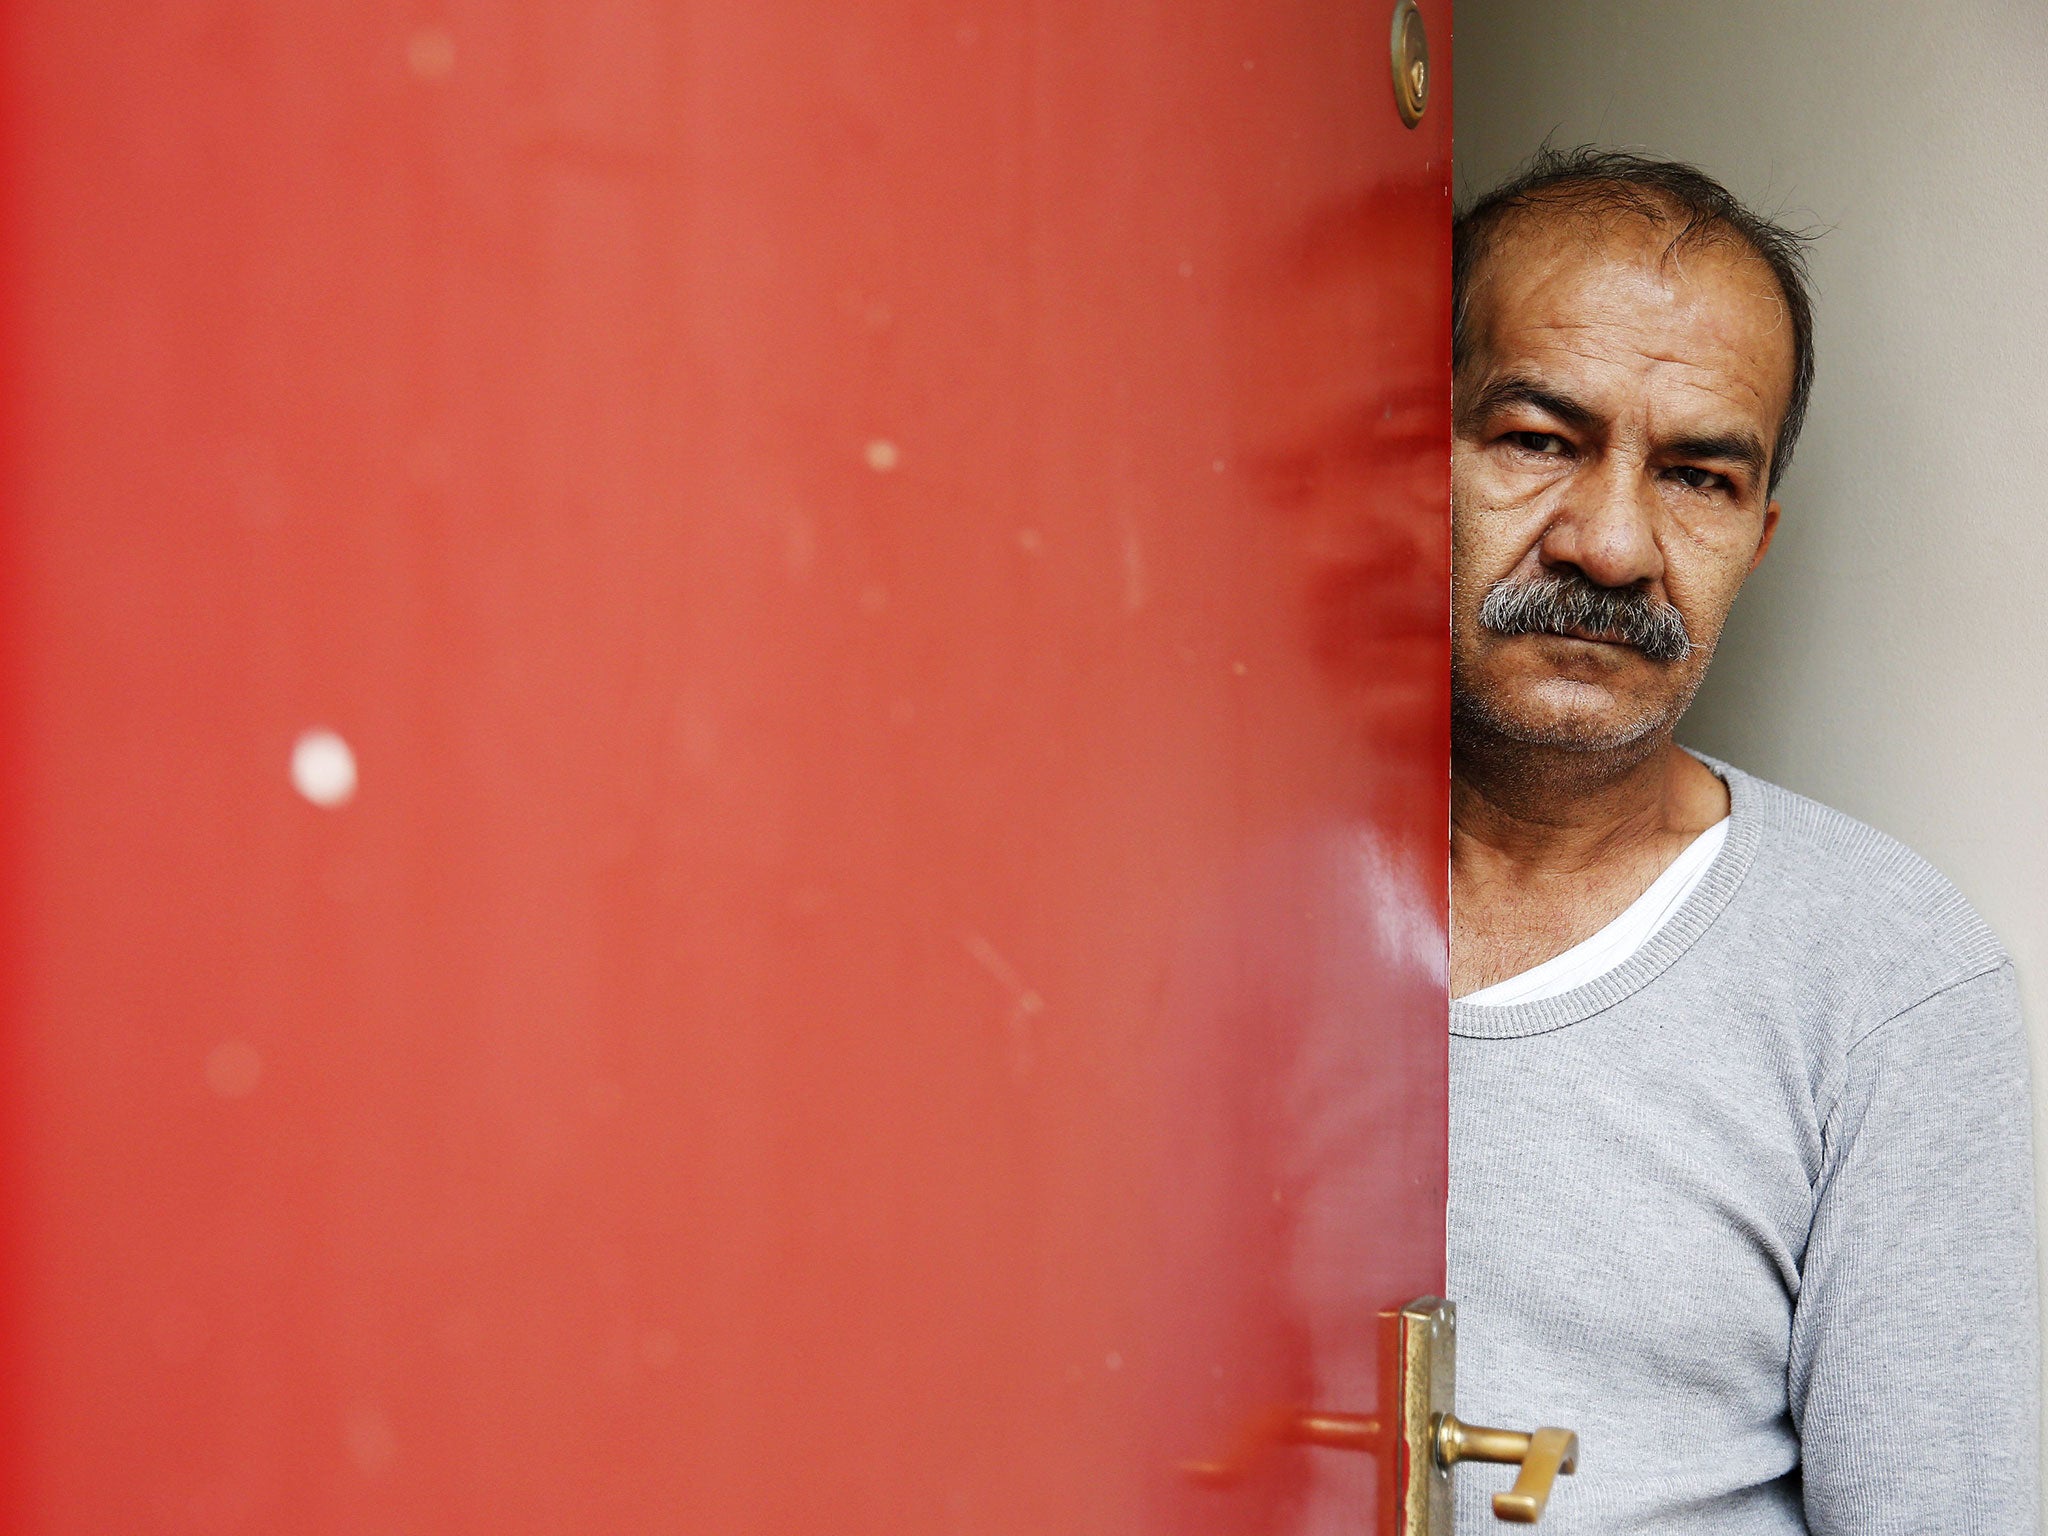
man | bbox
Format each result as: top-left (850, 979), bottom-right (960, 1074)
top-left (1446, 149), bottom-right (2039, 1532)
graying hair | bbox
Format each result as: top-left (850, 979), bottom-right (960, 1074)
top-left (1478, 571), bottom-right (1693, 664)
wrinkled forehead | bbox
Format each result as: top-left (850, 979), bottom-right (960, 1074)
top-left (1461, 210), bottom-right (1796, 429)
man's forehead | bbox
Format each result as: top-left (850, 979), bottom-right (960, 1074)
top-left (1463, 215), bottom-right (1795, 424)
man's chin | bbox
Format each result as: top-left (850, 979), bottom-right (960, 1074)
top-left (1451, 685), bottom-right (1674, 756)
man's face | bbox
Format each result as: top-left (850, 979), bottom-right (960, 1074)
top-left (1451, 214), bottom-right (1791, 755)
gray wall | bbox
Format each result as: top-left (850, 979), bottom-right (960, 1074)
top-left (1456, 0), bottom-right (2048, 1473)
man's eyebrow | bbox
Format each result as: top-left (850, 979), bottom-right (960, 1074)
top-left (1663, 431), bottom-right (1769, 482)
top-left (1458, 376), bottom-right (1601, 434)
top-left (1463, 376), bottom-right (1772, 484)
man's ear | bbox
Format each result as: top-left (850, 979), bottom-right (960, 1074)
top-left (1750, 500), bottom-right (1781, 572)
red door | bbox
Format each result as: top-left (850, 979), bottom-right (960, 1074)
top-left (1, 2), bottom-right (1450, 1532)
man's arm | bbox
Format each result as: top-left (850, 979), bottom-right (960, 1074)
top-left (1792, 962), bottom-right (2039, 1534)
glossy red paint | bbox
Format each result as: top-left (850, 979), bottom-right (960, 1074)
top-left (1, 2), bottom-right (1449, 1531)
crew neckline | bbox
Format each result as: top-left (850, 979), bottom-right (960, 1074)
top-left (1450, 754), bottom-right (1763, 1040)
top-left (1461, 815), bottom-right (1729, 1007)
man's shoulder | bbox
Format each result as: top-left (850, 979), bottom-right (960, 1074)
top-left (1710, 760), bottom-right (2010, 1027)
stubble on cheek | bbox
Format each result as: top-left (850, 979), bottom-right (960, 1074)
top-left (1448, 478), bottom-right (1737, 753)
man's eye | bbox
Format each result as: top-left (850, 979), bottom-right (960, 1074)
top-left (1668, 466), bottom-right (1730, 492)
top-left (1504, 431), bottom-right (1568, 456)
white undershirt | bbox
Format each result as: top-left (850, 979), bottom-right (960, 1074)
top-left (1462, 817), bottom-right (1731, 1007)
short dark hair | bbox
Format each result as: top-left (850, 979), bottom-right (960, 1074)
top-left (1453, 147), bottom-right (1817, 494)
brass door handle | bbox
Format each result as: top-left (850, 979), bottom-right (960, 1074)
top-left (1184, 1408), bottom-right (1578, 1525)
top-left (1436, 1414), bottom-right (1579, 1524)
top-left (1180, 1299), bottom-right (1579, 1532)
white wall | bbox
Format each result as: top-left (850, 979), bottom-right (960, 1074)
top-left (1456, 0), bottom-right (2048, 1477)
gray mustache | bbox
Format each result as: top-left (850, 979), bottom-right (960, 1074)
top-left (1478, 572), bottom-right (1694, 663)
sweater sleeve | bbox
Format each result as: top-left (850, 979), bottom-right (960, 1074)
top-left (1790, 962), bottom-right (2039, 1535)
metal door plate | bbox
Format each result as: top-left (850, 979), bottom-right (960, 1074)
top-left (1399, 1297), bottom-right (1456, 1535)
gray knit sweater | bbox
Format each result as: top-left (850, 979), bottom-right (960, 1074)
top-left (1448, 761), bottom-right (2039, 1534)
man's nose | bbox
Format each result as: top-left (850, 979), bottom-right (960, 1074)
top-left (1539, 458), bottom-right (1664, 589)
